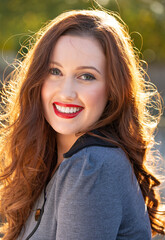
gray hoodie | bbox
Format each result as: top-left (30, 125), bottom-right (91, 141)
top-left (18, 132), bottom-right (151, 240)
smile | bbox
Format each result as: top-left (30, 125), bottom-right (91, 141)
top-left (53, 102), bottom-right (84, 119)
top-left (56, 105), bottom-right (81, 113)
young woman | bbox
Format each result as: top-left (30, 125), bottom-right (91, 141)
top-left (0, 9), bottom-right (165, 240)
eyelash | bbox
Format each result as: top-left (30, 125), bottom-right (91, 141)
top-left (49, 68), bottom-right (96, 81)
top-left (79, 73), bottom-right (96, 81)
top-left (49, 68), bottom-right (62, 76)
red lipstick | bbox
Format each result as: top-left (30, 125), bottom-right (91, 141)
top-left (53, 102), bottom-right (84, 119)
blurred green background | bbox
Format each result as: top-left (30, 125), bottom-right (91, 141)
top-left (0, 1), bottom-right (165, 239)
top-left (0, 0), bottom-right (165, 62)
top-left (0, 0), bottom-right (165, 114)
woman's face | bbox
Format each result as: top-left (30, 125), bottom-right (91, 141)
top-left (41, 35), bottom-right (108, 137)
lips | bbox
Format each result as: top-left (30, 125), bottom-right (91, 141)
top-left (53, 102), bottom-right (84, 119)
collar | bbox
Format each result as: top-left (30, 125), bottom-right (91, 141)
top-left (63, 129), bottom-right (118, 158)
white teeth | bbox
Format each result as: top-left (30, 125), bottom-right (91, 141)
top-left (55, 104), bottom-right (81, 113)
top-left (66, 107), bottom-right (70, 113)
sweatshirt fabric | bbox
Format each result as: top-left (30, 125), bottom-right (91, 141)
top-left (18, 132), bottom-right (151, 240)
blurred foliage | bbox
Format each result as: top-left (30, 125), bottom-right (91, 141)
top-left (0, 0), bottom-right (165, 63)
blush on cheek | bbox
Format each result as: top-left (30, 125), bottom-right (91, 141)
top-left (90, 87), bottom-right (107, 103)
top-left (87, 88), bottom-right (107, 117)
top-left (41, 84), bottom-right (47, 102)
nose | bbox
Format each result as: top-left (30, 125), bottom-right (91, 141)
top-left (59, 77), bottom-right (77, 101)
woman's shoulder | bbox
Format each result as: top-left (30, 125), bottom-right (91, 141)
top-left (61, 131), bottom-right (133, 180)
top-left (53, 145), bottom-right (151, 240)
top-left (86, 145), bottom-right (131, 170)
top-left (58, 145), bottom-right (133, 186)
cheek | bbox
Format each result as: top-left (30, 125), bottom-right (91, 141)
top-left (85, 85), bottom-right (108, 111)
top-left (41, 82), bottom-right (54, 123)
top-left (41, 84), bottom-right (48, 118)
top-left (41, 82), bottom-right (53, 118)
top-left (41, 80), bottom-right (54, 104)
top-left (41, 85), bottom-right (46, 105)
top-left (41, 81), bottom-right (49, 102)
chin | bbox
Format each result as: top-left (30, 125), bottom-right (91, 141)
top-left (54, 128), bottom-right (78, 136)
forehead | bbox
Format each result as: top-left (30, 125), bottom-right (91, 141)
top-left (50, 35), bottom-right (105, 70)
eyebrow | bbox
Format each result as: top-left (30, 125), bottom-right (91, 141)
top-left (49, 61), bottom-right (102, 75)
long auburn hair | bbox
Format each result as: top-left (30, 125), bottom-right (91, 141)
top-left (0, 9), bottom-right (165, 239)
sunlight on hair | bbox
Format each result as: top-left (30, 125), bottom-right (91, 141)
top-left (97, 0), bottom-right (110, 5)
top-left (0, 8), bottom-right (165, 239)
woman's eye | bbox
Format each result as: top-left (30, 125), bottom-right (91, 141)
top-left (49, 68), bottom-right (62, 76)
top-left (79, 73), bottom-right (96, 81)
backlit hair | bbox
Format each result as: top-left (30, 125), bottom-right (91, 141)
top-left (0, 9), bottom-right (164, 239)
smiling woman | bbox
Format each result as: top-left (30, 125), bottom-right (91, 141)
top-left (0, 9), bottom-right (165, 240)
top-left (41, 35), bottom-right (107, 150)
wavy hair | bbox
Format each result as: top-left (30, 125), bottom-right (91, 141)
top-left (0, 9), bottom-right (165, 239)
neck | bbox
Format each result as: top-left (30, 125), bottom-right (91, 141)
top-left (56, 133), bottom-right (80, 163)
